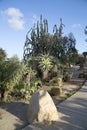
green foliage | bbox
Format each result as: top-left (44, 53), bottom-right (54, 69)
top-left (85, 26), bottom-right (87, 42)
top-left (49, 76), bottom-right (63, 87)
top-left (29, 54), bottom-right (60, 81)
top-left (57, 77), bottom-right (63, 87)
top-left (23, 15), bottom-right (78, 68)
top-left (0, 51), bottom-right (33, 100)
top-left (0, 48), bottom-right (7, 62)
top-left (0, 48), bottom-right (8, 100)
top-left (78, 73), bottom-right (87, 79)
top-left (65, 33), bottom-right (78, 65)
top-left (85, 26), bottom-right (87, 35)
top-left (0, 48), bottom-right (7, 85)
top-left (8, 67), bottom-right (40, 100)
top-left (49, 77), bottom-right (59, 86)
top-left (38, 54), bottom-right (53, 71)
top-left (63, 71), bottom-right (72, 82)
top-left (9, 77), bottom-right (41, 100)
top-left (23, 15), bottom-right (50, 60)
top-left (50, 87), bottom-right (62, 96)
top-left (83, 52), bottom-right (87, 58)
top-left (30, 77), bottom-right (42, 87)
top-left (5, 56), bottom-right (28, 90)
top-left (76, 54), bottom-right (85, 68)
top-left (83, 51), bottom-right (87, 64)
top-left (0, 15), bottom-right (79, 101)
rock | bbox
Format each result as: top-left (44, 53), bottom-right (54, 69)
top-left (27, 90), bottom-right (59, 123)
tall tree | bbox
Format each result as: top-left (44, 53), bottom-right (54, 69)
top-left (83, 51), bottom-right (87, 63)
top-left (85, 26), bottom-right (87, 35)
top-left (0, 48), bottom-right (7, 99)
top-left (52, 18), bottom-right (66, 62)
top-left (85, 26), bottom-right (87, 42)
top-left (0, 52), bottom-right (27, 100)
top-left (65, 33), bottom-right (78, 65)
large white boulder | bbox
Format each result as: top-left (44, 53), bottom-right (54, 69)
top-left (27, 90), bottom-right (59, 123)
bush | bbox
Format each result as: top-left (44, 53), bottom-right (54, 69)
top-left (85, 73), bottom-right (87, 79)
top-left (49, 77), bottom-right (58, 85)
top-left (78, 73), bottom-right (87, 79)
top-left (49, 87), bottom-right (62, 96)
top-left (49, 77), bottom-right (63, 87)
top-left (57, 77), bottom-right (63, 87)
top-left (63, 71), bottom-right (72, 82)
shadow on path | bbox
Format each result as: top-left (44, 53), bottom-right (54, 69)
top-left (0, 101), bottom-right (29, 130)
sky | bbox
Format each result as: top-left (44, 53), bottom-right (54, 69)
top-left (0, 0), bottom-right (87, 59)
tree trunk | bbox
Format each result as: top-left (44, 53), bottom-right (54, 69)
top-left (42, 69), bottom-right (49, 81)
top-left (0, 88), bottom-right (5, 100)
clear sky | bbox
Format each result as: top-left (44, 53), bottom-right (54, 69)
top-left (0, 0), bottom-right (87, 59)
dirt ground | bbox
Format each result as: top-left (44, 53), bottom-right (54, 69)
top-left (62, 66), bottom-right (86, 93)
top-left (51, 66), bottom-right (86, 105)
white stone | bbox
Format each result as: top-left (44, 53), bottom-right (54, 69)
top-left (27, 90), bottom-right (59, 123)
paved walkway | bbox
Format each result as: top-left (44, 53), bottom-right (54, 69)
top-left (23, 81), bottom-right (87, 130)
top-left (0, 102), bottom-right (29, 130)
top-left (57, 80), bottom-right (87, 130)
top-left (0, 81), bottom-right (87, 130)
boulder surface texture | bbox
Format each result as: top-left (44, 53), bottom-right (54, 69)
top-left (27, 90), bottom-right (59, 123)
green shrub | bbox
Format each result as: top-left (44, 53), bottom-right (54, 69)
top-left (31, 78), bottom-right (42, 88)
top-left (85, 73), bottom-right (87, 79)
top-left (63, 71), bottom-right (72, 82)
top-left (78, 73), bottom-right (85, 78)
top-left (79, 73), bottom-right (87, 79)
top-left (49, 77), bottom-right (58, 85)
top-left (57, 77), bottom-right (63, 87)
top-left (50, 87), bottom-right (62, 96)
top-left (49, 77), bottom-right (63, 87)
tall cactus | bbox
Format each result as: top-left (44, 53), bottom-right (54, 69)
top-left (59, 18), bottom-right (65, 37)
top-left (52, 18), bottom-right (65, 59)
top-left (43, 19), bottom-right (48, 34)
top-left (23, 16), bottom-right (65, 63)
top-left (40, 15), bottom-right (43, 36)
top-left (23, 15), bottom-right (49, 62)
top-left (37, 21), bottom-right (39, 38)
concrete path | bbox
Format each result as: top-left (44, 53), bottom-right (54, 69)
top-left (57, 81), bottom-right (87, 130)
top-left (23, 81), bottom-right (87, 130)
top-left (0, 102), bottom-right (29, 130)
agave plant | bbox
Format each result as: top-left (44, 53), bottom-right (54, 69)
top-left (38, 54), bottom-right (54, 80)
top-left (39, 54), bottom-right (53, 71)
